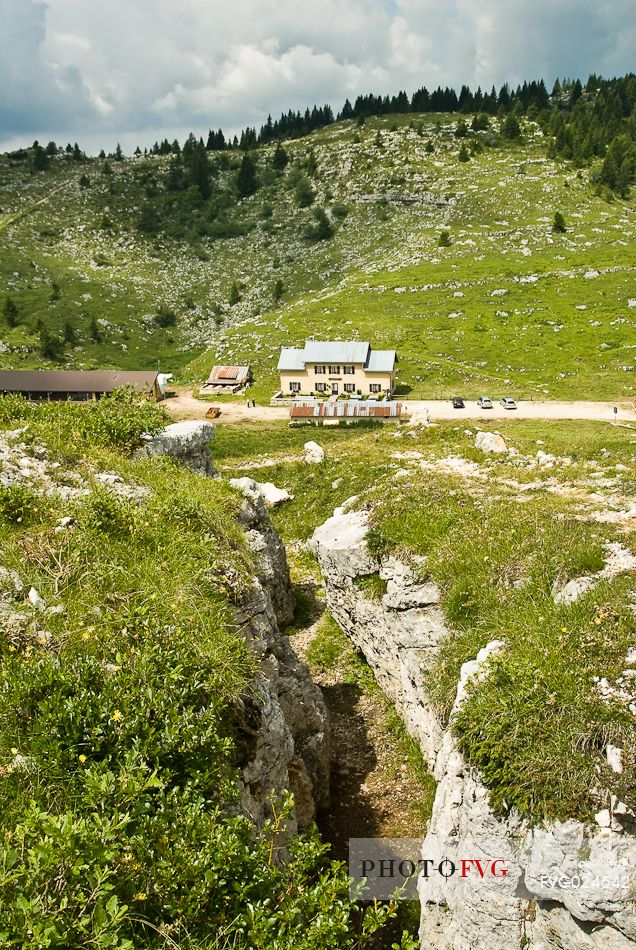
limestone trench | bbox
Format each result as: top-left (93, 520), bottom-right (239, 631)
top-left (147, 423), bottom-right (636, 950)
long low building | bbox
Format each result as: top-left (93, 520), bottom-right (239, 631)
top-left (278, 340), bottom-right (396, 396)
top-left (0, 370), bottom-right (162, 401)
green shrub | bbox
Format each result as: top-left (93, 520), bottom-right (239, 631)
top-left (154, 307), bottom-right (177, 328)
top-left (0, 484), bottom-right (45, 526)
top-left (0, 390), bottom-right (167, 452)
top-left (354, 573), bottom-right (388, 600)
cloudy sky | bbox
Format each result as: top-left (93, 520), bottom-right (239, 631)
top-left (1, 0), bottom-right (634, 153)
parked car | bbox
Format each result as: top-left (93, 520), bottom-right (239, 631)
top-left (500, 397), bottom-right (517, 410)
top-left (452, 396), bottom-right (465, 408)
top-left (477, 396), bottom-right (493, 408)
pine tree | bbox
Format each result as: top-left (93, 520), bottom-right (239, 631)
top-left (62, 319), bottom-right (77, 345)
top-left (502, 113), bottom-right (522, 140)
top-left (272, 144), bottom-right (289, 171)
top-left (183, 137), bottom-right (212, 198)
top-left (138, 204), bottom-right (161, 233)
top-left (228, 282), bottom-right (241, 306)
top-left (31, 144), bottom-right (49, 171)
top-left (236, 154), bottom-right (257, 198)
top-left (438, 231), bottom-right (451, 247)
top-left (39, 328), bottom-right (63, 360)
top-left (569, 79), bottom-right (583, 107)
top-left (273, 278), bottom-right (285, 303)
top-left (552, 211), bottom-right (567, 233)
top-left (89, 315), bottom-right (102, 343)
top-left (294, 175), bottom-right (315, 208)
top-left (114, 143), bottom-right (124, 161)
top-left (471, 113), bottom-right (489, 132)
top-left (454, 119), bottom-right (469, 138)
top-left (458, 144), bottom-right (470, 162)
top-left (3, 297), bottom-right (19, 327)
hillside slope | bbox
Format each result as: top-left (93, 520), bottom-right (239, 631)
top-left (1, 114), bottom-right (635, 399)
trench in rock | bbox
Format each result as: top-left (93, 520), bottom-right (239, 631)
top-left (287, 578), bottom-right (433, 942)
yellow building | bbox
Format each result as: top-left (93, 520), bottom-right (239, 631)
top-left (278, 341), bottom-right (396, 396)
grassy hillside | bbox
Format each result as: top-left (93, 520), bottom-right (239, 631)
top-left (0, 397), bottom-right (397, 949)
top-left (2, 114), bottom-right (635, 399)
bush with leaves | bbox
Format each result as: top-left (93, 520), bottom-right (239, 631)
top-left (0, 390), bottom-right (167, 452)
top-left (0, 405), bottom-right (397, 948)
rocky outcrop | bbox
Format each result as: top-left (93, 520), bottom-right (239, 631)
top-left (234, 490), bottom-right (329, 830)
top-left (312, 507), bottom-right (636, 950)
top-left (230, 476), bottom-right (293, 507)
top-left (135, 420), bottom-right (217, 476)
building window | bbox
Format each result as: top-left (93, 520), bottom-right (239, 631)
top-left (315, 382), bottom-right (326, 393)
top-left (344, 383), bottom-right (355, 393)
top-left (289, 382), bottom-right (301, 392)
top-left (343, 365), bottom-right (355, 374)
top-left (331, 383), bottom-right (339, 395)
top-left (369, 384), bottom-right (381, 393)
top-left (328, 365), bottom-right (341, 375)
top-left (314, 365), bottom-right (325, 375)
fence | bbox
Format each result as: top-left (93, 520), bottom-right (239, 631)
top-left (290, 399), bottom-right (402, 420)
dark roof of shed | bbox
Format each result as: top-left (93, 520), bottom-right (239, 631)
top-left (0, 370), bottom-right (159, 394)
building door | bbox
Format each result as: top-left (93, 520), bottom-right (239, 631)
top-left (331, 382), bottom-right (339, 395)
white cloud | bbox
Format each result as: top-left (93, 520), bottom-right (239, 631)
top-left (1, 0), bottom-right (634, 152)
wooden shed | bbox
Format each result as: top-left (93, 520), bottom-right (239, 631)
top-left (200, 366), bottom-right (251, 395)
top-left (0, 370), bottom-right (162, 401)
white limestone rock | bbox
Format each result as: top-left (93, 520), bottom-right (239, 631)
top-left (474, 431), bottom-right (507, 454)
top-left (606, 744), bottom-right (624, 774)
top-left (553, 575), bottom-right (596, 605)
top-left (304, 441), bottom-right (325, 464)
top-left (135, 421), bottom-right (217, 476)
top-left (28, 587), bottom-right (46, 611)
top-left (230, 476), bottom-right (292, 507)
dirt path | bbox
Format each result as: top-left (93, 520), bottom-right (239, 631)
top-left (0, 182), bottom-right (72, 234)
top-left (164, 389), bottom-right (636, 425)
top-left (288, 580), bottom-right (429, 861)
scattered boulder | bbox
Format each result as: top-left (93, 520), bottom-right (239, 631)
top-left (230, 477), bottom-right (292, 507)
top-left (475, 431), bottom-right (507, 454)
top-left (135, 421), bottom-right (217, 476)
top-left (304, 441), bottom-right (324, 464)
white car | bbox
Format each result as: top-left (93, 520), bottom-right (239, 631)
top-left (477, 396), bottom-right (493, 408)
top-left (500, 397), bottom-right (517, 410)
